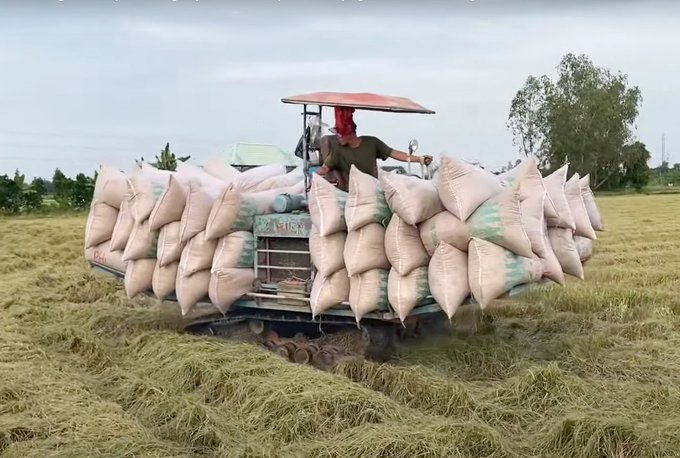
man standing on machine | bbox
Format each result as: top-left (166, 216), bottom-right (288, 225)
top-left (314, 107), bottom-right (432, 192)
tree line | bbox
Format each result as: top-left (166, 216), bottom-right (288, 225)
top-left (648, 163), bottom-right (680, 188)
top-left (0, 143), bottom-right (189, 215)
top-left (0, 169), bottom-right (96, 215)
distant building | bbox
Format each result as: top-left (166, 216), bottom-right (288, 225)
top-left (223, 143), bottom-right (303, 169)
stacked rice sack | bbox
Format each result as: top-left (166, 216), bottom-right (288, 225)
top-left (309, 154), bottom-right (605, 325)
top-left (308, 174), bottom-right (350, 317)
top-left (85, 158), bottom-right (305, 316)
top-left (379, 171), bottom-right (445, 322)
top-left (430, 156), bottom-right (536, 314)
top-left (85, 165), bottom-right (129, 273)
top-left (575, 173), bottom-right (602, 262)
top-left (344, 166), bottom-right (392, 322)
top-left (205, 165), bottom-right (305, 316)
top-left (509, 161), bottom-right (601, 282)
top-left (161, 162), bottom-right (233, 315)
top-left (86, 153), bottom-right (604, 324)
top-left (151, 163), bottom-right (226, 305)
top-left (121, 162), bottom-right (179, 300)
top-left (123, 161), bottom-right (242, 304)
top-left (497, 158), bottom-right (603, 285)
top-left (432, 155), bottom-right (600, 314)
top-left (307, 167), bottom-right (443, 324)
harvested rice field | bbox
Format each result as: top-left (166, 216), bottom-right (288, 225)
top-left (2, 193), bottom-right (680, 457)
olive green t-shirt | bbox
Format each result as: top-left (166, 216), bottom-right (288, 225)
top-left (323, 136), bottom-right (393, 192)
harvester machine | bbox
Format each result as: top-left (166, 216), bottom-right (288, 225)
top-left (90, 92), bottom-right (528, 370)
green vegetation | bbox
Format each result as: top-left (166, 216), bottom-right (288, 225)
top-left (507, 53), bottom-right (651, 191)
top-left (0, 170), bottom-right (57, 214)
top-left (1, 193), bottom-right (680, 457)
top-left (0, 142), bottom-right (187, 216)
top-left (0, 168), bottom-right (96, 215)
top-left (648, 163), bottom-right (680, 189)
top-left (136, 142), bottom-right (191, 172)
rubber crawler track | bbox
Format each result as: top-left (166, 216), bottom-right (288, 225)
top-left (190, 318), bottom-right (410, 371)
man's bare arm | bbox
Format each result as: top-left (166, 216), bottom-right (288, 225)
top-left (389, 150), bottom-right (432, 165)
top-left (315, 164), bottom-right (330, 176)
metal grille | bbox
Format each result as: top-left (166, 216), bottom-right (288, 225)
top-left (255, 237), bottom-right (312, 286)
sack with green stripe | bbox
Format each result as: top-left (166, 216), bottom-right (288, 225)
top-left (428, 242), bottom-right (470, 319)
top-left (122, 219), bottom-right (159, 262)
top-left (309, 174), bottom-right (348, 236)
top-left (152, 261), bottom-right (178, 301)
top-left (466, 184), bottom-right (533, 258)
top-left (418, 210), bottom-right (470, 256)
top-left (211, 231), bottom-right (256, 271)
top-left (126, 162), bottom-right (173, 224)
top-left (380, 171), bottom-right (444, 226)
top-left (209, 268), bottom-right (256, 314)
top-left (468, 237), bottom-right (543, 309)
top-left (206, 181), bottom-right (305, 240)
top-left (349, 268), bottom-right (390, 323)
top-left (345, 165), bottom-right (392, 231)
top-left (388, 266), bottom-right (431, 323)
top-left (498, 157), bottom-right (559, 221)
top-left (179, 230), bottom-right (218, 276)
top-left (310, 268), bottom-right (350, 318)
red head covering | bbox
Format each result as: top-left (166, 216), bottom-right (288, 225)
top-left (334, 106), bottom-right (356, 136)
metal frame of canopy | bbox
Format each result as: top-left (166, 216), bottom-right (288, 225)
top-left (281, 91), bottom-right (436, 193)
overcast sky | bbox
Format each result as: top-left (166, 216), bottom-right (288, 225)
top-left (0, 0), bottom-right (677, 179)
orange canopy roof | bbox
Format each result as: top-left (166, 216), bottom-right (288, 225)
top-left (281, 91), bottom-right (435, 114)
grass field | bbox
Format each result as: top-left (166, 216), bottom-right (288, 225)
top-left (1, 194), bottom-right (680, 457)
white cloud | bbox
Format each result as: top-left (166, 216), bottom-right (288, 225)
top-left (119, 20), bottom-right (233, 44)
top-left (227, 10), bottom-right (247, 17)
top-left (205, 58), bottom-right (400, 81)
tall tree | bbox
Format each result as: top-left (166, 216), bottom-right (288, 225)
top-left (0, 174), bottom-right (22, 214)
top-left (507, 53), bottom-right (645, 190)
top-left (31, 177), bottom-right (46, 196)
top-left (24, 177), bottom-right (47, 210)
top-left (8, 170), bottom-right (45, 211)
top-left (70, 173), bottom-right (95, 209)
top-left (13, 169), bottom-right (25, 187)
top-left (52, 168), bottom-right (73, 206)
top-left (620, 141), bottom-right (651, 190)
